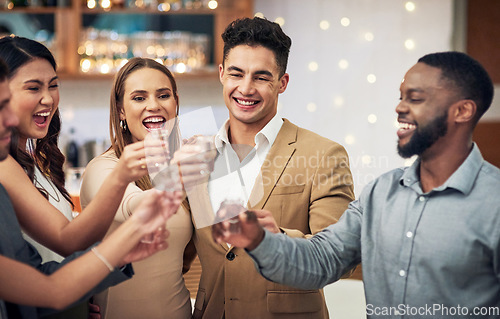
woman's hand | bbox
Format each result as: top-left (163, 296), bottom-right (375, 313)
top-left (121, 227), bottom-right (169, 264)
top-left (114, 141), bottom-right (148, 185)
top-left (121, 189), bottom-right (182, 264)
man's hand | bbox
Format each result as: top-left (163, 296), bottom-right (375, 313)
top-left (254, 209), bottom-right (281, 234)
top-left (212, 210), bottom-right (265, 251)
top-left (171, 135), bottom-right (217, 190)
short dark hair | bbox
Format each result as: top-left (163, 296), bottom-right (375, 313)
top-left (221, 17), bottom-right (292, 77)
top-left (418, 51), bottom-right (494, 123)
top-left (0, 58), bottom-right (8, 81)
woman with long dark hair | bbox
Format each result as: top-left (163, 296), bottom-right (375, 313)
top-left (0, 36), bottom-right (150, 317)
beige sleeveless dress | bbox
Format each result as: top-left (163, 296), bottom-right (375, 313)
top-left (80, 151), bottom-right (192, 319)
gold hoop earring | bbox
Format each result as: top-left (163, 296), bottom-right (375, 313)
top-left (120, 120), bottom-right (127, 131)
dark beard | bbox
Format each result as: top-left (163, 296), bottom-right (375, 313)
top-left (397, 111), bottom-right (448, 158)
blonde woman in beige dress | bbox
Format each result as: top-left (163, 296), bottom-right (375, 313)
top-left (80, 58), bottom-right (193, 319)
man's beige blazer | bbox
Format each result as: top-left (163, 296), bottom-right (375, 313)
top-left (190, 119), bottom-right (355, 319)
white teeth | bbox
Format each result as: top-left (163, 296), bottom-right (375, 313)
top-left (143, 117), bottom-right (164, 123)
top-left (35, 112), bottom-right (50, 117)
top-left (398, 122), bottom-right (416, 130)
top-left (236, 99), bottom-right (257, 106)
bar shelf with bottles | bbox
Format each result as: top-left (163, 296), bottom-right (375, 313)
top-left (77, 0), bottom-right (219, 76)
top-left (83, 0), bottom-right (218, 12)
top-left (78, 27), bottom-right (212, 75)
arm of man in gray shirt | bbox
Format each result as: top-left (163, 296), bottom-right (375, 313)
top-left (247, 199), bottom-right (363, 290)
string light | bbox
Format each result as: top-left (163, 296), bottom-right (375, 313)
top-left (308, 61), bottom-right (319, 72)
top-left (367, 74), bottom-right (377, 84)
top-left (405, 39), bottom-right (416, 50)
top-left (319, 20), bottom-right (330, 30)
top-left (364, 32), bottom-right (374, 41)
top-left (275, 17), bottom-right (285, 26)
top-left (340, 17), bottom-right (351, 27)
top-left (338, 59), bottom-right (349, 70)
top-left (307, 103), bottom-right (317, 112)
top-left (333, 96), bottom-right (344, 108)
top-left (367, 114), bottom-right (377, 123)
top-left (345, 135), bottom-right (356, 145)
top-left (405, 1), bottom-right (416, 12)
top-left (362, 155), bottom-right (372, 165)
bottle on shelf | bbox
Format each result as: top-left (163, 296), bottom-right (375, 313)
top-left (65, 127), bottom-right (79, 168)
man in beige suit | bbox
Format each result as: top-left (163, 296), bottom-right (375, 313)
top-left (190, 17), bottom-right (355, 319)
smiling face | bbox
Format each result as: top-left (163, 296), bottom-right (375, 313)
top-left (119, 67), bottom-right (178, 143)
top-left (219, 45), bottom-right (289, 132)
top-left (396, 62), bottom-right (459, 158)
top-left (8, 58), bottom-right (59, 145)
top-left (0, 80), bottom-right (19, 160)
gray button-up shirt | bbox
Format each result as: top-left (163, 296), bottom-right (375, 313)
top-left (249, 144), bottom-right (500, 318)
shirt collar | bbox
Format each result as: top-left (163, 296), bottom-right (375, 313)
top-left (214, 120), bottom-right (231, 151)
top-left (214, 114), bottom-right (284, 152)
top-left (255, 114), bottom-right (283, 148)
top-left (400, 143), bottom-right (484, 195)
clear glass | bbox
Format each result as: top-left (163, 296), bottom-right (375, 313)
top-left (214, 198), bottom-right (246, 233)
top-left (145, 127), bottom-right (183, 192)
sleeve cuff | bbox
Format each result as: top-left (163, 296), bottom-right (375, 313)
top-left (247, 229), bottom-right (280, 266)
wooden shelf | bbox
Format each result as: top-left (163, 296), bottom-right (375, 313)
top-left (80, 7), bottom-right (217, 14)
top-left (58, 66), bottom-right (218, 80)
top-left (0, 7), bottom-right (68, 13)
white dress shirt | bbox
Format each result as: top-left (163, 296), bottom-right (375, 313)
top-left (208, 115), bottom-right (283, 218)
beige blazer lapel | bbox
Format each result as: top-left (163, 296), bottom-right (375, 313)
top-left (248, 119), bottom-right (297, 210)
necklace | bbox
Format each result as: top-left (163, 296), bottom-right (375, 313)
top-left (34, 167), bottom-right (61, 203)
top-left (28, 139), bottom-right (61, 203)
